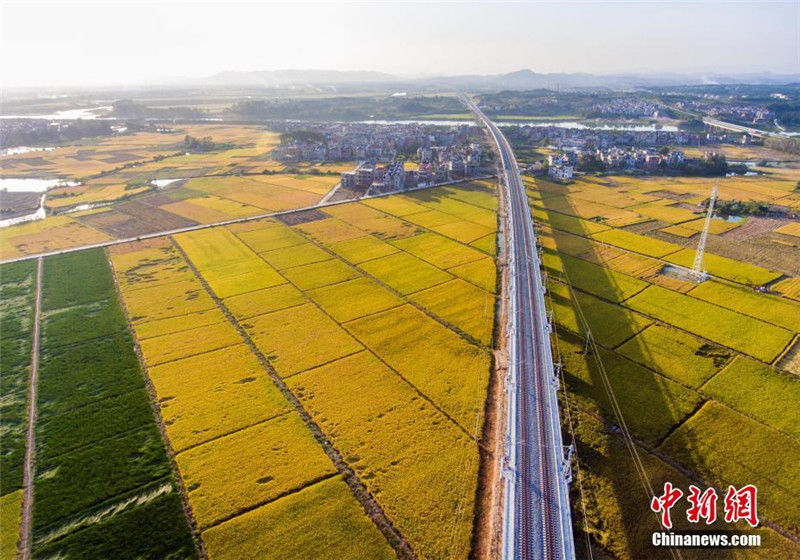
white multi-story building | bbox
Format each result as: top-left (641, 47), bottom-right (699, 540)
top-left (548, 165), bottom-right (574, 182)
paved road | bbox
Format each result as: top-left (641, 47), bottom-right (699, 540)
top-left (701, 117), bottom-right (778, 138)
top-left (462, 95), bottom-right (575, 560)
top-left (0, 176), bottom-right (490, 266)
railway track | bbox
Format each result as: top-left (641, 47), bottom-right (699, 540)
top-left (462, 94), bottom-right (576, 560)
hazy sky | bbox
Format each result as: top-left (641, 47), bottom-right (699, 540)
top-left (2, 1), bottom-right (799, 88)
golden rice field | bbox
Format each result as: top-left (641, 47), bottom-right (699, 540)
top-left (0, 490), bottom-right (22, 559)
top-left (528, 170), bottom-right (800, 559)
top-left (0, 215), bottom-right (112, 260)
top-left (149, 343), bottom-right (292, 451)
top-left (202, 476), bottom-right (394, 560)
top-left (287, 351), bottom-right (480, 559)
top-left (105, 181), bottom-right (501, 559)
top-left (176, 413), bottom-right (336, 528)
top-left (773, 277), bottom-right (800, 300)
top-left (0, 124), bottom-right (364, 258)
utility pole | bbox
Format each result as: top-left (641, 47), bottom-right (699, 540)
top-left (691, 179), bottom-right (719, 282)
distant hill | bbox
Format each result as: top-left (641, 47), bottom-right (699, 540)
top-left (187, 69), bottom-right (398, 87)
top-left (174, 68), bottom-right (800, 91)
top-left (415, 69), bottom-right (800, 90)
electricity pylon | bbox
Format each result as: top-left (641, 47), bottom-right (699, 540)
top-left (691, 179), bottom-right (720, 282)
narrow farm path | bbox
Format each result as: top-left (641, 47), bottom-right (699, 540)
top-left (18, 257), bottom-right (42, 560)
top-left (106, 250), bottom-right (208, 559)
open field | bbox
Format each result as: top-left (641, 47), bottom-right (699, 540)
top-left (616, 324), bottom-right (732, 388)
top-left (33, 249), bottom-right (195, 558)
top-left (166, 183), bottom-right (498, 557)
top-left (0, 123), bottom-right (362, 258)
top-left (202, 476), bottom-right (394, 560)
top-left (528, 167), bottom-right (800, 559)
top-left (566, 408), bottom-right (800, 560)
top-left (547, 281), bottom-right (653, 347)
top-left (359, 252), bottom-right (454, 294)
top-left (176, 413), bottom-right (336, 528)
top-left (112, 237), bottom-right (389, 557)
top-left (96, 181), bottom-right (503, 557)
top-left (773, 277), bottom-right (800, 300)
top-left (625, 285), bottom-right (793, 362)
top-left (688, 279), bottom-right (800, 332)
top-left (663, 248), bottom-right (781, 286)
top-left (239, 303), bottom-right (364, 377)
top-left (556, 331), bottom-right (702, 444)
top-left (345, 305), bottom-right (491, 431)
top-left (701, 356), bottom-right (800, 439)
top-left (409, 279), bottom-right (495, 344)
top-left (0, 490), bottom-right (23, 559)
top-left (542, 250), bottom-right (648, 302)
top-left (288, 351), bottom-right (480, 559)
top-left (0, 261), bottom-right (36, 497)
top-left (660, 401), bottom-right (800, 535)
top-left (0, 215), bottom-right (112, 260)
top-left (148, 344), bottom-right (292, 452)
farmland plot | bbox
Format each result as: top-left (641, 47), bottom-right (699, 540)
top-left (701, 356), bottom-right (800, 439)
top-left (203, 476), bottom-right (394, 560)
top-left (0, 261), bottom-right (36, 496)
top-left (33, 249), bottom-right (195, 558)
top-left (660, 402), bottom-right (800, 535)
top-left (617, 324), bottom-right (731, 388)
top-left (625, 285), bottom-right (793, 362)
top-left (288, 351), bottom-right (480, 559)
top-left (557, 332), bottom-right (702, 444)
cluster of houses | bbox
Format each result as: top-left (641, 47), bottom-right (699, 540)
top-left (594, 147), bottom-right (685, 169)
top-left (530, 147), bottom-right (688, 182)
top-left (270, 122), bottom-right (475, 164)
top-left (589, 98), bottom-right (661, 118)
top-left (341, 143), bottom-right (484, 195)
top-left (508, 124), bottom-right (754, 150)
top-left (269, 121), bottom-right (486, 195)
top-left (673, 99), bottom-right (775, 125)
